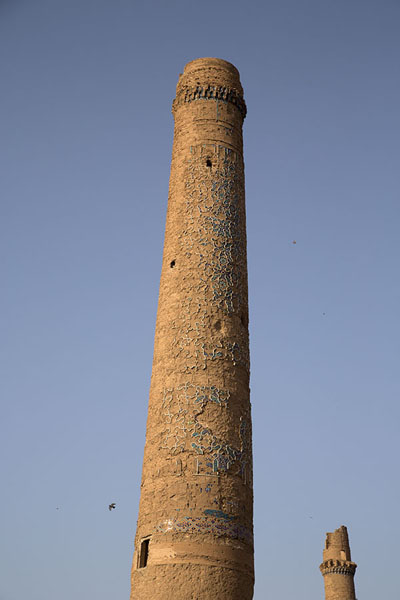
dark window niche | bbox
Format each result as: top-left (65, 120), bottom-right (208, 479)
top-left (138, 538), bottom-right (150, 568)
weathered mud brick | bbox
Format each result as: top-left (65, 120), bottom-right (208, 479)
top-left (130, 58), bottom-right (254, 600)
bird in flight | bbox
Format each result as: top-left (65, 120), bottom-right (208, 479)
top-left (109, 503), bottom-right (116, 511)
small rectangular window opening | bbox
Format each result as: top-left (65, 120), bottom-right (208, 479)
top-left (138, 538), bottom-right (150, 568)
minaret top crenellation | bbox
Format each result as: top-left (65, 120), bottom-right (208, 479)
top-left (173, 56), bottom-right (246, 119)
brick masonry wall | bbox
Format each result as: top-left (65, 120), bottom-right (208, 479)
top-left (130, 58), bottom-right (254, 600)
top-left (320, 526), bottom-right (357, 600)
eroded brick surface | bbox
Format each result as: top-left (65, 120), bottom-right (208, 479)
top-left (130, 58), bottom-right (254, 599)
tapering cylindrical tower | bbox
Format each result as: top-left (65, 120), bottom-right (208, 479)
top-left (320, 526), bottom-right (357, 600)
top-left (130, 58), bottom-right (254, 599)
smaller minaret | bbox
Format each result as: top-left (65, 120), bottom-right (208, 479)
top-left (320, 526), bottom-right (357, 600)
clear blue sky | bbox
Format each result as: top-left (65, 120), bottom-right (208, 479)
top-left (1, 1), bottom-right (399, 598)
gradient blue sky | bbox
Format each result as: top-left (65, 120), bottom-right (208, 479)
top-left (1, 1), bottom-right (399, 598)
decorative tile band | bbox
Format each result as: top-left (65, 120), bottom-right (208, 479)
top-left (154, 516), bottom-right (253, 544)
top-left (160, 383), bottom-right (251, 481)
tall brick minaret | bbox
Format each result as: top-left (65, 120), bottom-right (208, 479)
top-left (320, 525), bottom-right (357, 600)
top-left (130, 58), bottom-right (254, 599)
